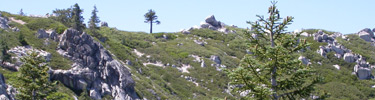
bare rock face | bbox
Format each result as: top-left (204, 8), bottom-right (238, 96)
top-left (358, 28), bottom-right (374, 42)
top-left (0, 73), bottom-right (16, 100)
top-left (0, 15), bottom-right (9, 30)
top-left (49, 28), bottom-right (138, 100)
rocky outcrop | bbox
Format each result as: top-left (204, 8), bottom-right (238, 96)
top-left (36, 29), bottom-right (59, 41)
top-left (181, 15), bottom-right (234, 34)
top-left (0, 15), bottom-right (9, 30)
top-left (210, 55), bottom-right (226, 71)
top-left (354, 58), bottom-right (373, 79)
top-left (4, 46), bottom-right (51, 71)
top-left (357, 28), bottom-right (374, 42)
top-left (313, 30), bottom-right (373, 79)
top-left (0, 73), bottom-right (16, 100)
top-left (49, 29), bottom-right (138, 100)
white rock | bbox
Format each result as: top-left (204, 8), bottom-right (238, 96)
top-left (333, 64), bottom-right (340, 70)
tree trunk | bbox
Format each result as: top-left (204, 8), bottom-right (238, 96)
top-left (270, 31), bottom-right (277, 100)
top-left (150, 20), bottom-right (153, 34)
top-left (32, 79), bottom-right (36, 100)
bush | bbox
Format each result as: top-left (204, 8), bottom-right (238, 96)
top-left (25, 18), bottom-right (67, 34)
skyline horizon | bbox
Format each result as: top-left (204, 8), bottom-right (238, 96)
top-left (1, 0), bottom-right (374, 34)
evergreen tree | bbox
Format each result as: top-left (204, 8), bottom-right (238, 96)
top-left (227, 2), bottom-right (321, 99)
top-left (19, 9), bottom-right (25, 16)
top-left (52, 8), bottom-right (72, 27)
top-left (88, 5), bottom-right (100, 30)
top-left (144, 9), bottom-right (160, 33)
top-left (16, 52), bottom-right (56, 100)
top-left (71, 3), bottom-right (85, 32)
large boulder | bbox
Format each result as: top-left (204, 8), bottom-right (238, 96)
top-left (36, 29), bottom-right (50, 38)
top-left (210, 55), bottom-right (221, 65)
top-left (205, 15), bottom-right (219, 27)
top-left (343, 53), bottom-right (356, 63)
top-left (50, 28), bottom-right (138, 100)
top-left (354, 65), bottom-right (372, 80)
top-left (298, 56), bottom-right (311, 65)
top-left (357, 28), bottom-right (374, 42)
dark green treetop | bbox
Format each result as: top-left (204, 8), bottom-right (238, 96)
top-left (144, 9), bottom-right (160, 33)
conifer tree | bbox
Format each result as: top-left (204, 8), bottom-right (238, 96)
top-left (227, 1), bottom-right (321, 99)
top-left (71, 3), bottom-right (84, 32)
top-left (88, 5), bottom-right (100, 30)
top-left (19, 9), bottom-right (25, 16)
top-left (144, 9), bottom-right (160, 33)
top-left (16, 52), bottom-right (56, 100)
top-left (52, 8), bottom-right (72, 27)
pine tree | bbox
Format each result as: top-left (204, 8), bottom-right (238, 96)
top-left (16, 52), bottom-right (56, 100)
top-left (88, 5), bottom-right (100, 30)
top-left (227, 1), bottom-right (321, 99)
top-left (52, 8), bottom-right (72, 27)
top-left (71, 3), bottom-right (84, 32)
top-left (19, 9), bottom-right (25, 16)
top-left (144, 9), bottom-right (160, 33)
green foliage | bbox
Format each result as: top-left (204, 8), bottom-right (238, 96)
top-left (78, 89), bottom-right (92, 100)
top-left (71, 3), bottom-right (85, 31)
top-left (16, 52), bottom-right (56, 100)
top-left (227, 2), bottom-right (321, 99)
top-left (51, 8), bottom-right (72, 27)
top-left (88, 5), bottom-right (100, 30)
top-left (1, 41), bottom-right (11, 63)
top-left (18, 32), bottom-right (28, 46)
top-left (144, 9), bottom-right (160, 33)
top-left (46, 92), bottom-right (74, 100)
top-left (25, 18), bottom-right (67, 34)
top-left (190, 29), bottom-right (236, 42)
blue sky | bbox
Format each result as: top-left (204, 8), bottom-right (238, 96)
top-left (0, 0), bottom-right (373, 34)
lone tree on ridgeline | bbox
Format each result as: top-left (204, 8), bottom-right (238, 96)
top-left (71, 3), bottom-right (85, 32)
top-left (226, 1), bottom-right (322, 100)
top-left (88, 5), bottom-right (100, 30)
top-left (144, 9), bottom-right (160, 33)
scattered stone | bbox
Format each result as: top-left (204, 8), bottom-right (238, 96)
top-left (6, 46), bottom-right (51, 71)
top-left (210, 55), bottom-right (221, 64)
top-left (298, 56), bottom-right (311, 65)
top-left (333, 64), bottom-right (340, 70)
